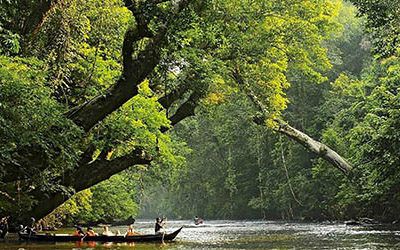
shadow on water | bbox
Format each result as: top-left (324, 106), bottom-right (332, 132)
top-left (1, 220), bottom-right (400, 249)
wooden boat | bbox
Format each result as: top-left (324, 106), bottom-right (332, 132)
top-left (18, 227), bottom-right (182, 242)
top-left (194, 218), bottom-right (204, 225)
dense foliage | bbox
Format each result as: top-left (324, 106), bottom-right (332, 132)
top-left (0, 0), bottom-right (398, 225)
top-left (139, 2), bottom-right (400, 222)
top-left (349, 0), bottom-right (400, 58)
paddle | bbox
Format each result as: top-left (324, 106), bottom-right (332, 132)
top-left (161, 231), bottom-right (166, 244)
top-left (80, 233), bottom-right (87, 242)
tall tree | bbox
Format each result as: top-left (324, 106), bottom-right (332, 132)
top-left (0, 0), bottom-right (354, 222)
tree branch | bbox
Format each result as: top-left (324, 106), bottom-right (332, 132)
top-left (232, 69), bottom-right (353, 175)
top-left (66, 0), bottom-right (191, 132)
top-left (67, 149), bottom-right (152, 191)
top-left (66, 32), bottom-right (165, 131)
top-left (158, 84), bottom-right (190, 110)
top-left (27, 148), bottom-right (151, 221)
top-left (275, 121), bottom-right (352, 175)
top-left (168, 91), bottom-right (201, 126)
top-left (21, 0), bottom-right (57, 37)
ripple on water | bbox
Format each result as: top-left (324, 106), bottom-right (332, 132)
top-left (1, 220), bottom-right (400, 249)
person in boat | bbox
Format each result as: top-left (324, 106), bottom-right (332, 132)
top-left (155, 217), bottom-right (166, 234)
top-left (0, 216), bottom-right (9, 239)
top-left (102, 226), bottom-right (113, 236)
top-left (21, 217), bottom-right (37, 236)
top-left (72, 226), bottom-right (84, 236)
top-left (86, 227), bottom-right (98, 236)
top-left (125, 224), bottom-right (135, 236)
top-left (194, 216), bottom-right (203, 225)
top-left (125, 224), bottom-right (138, 236)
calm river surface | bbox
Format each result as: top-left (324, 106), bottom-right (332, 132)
top-left (1, 220), bottom-right (400, 249)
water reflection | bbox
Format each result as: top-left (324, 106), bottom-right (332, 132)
top-left (1, 220), bottom-right (400, 249)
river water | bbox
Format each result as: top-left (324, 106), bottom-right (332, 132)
top-left (1, 220), bottom-right (400, 249)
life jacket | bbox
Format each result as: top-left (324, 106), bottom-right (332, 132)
top-left (72, 230), bottom-right (82, 236)
top-left (86, 230), bottom-right (96, 236)
top-left (126, 231), bottom-right (137, 236)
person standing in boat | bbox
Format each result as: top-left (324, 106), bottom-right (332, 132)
top-left (155, 217), bottom-right (166, 234)
top-left (194, 216), bottom-right (203, 225)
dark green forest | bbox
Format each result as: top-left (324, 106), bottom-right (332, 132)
top-left (0, 0), bottom-right (399, 226)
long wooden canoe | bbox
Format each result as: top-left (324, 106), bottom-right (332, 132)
top-left (18, 227), bottom-right (182, 242)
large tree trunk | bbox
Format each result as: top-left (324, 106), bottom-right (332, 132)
top-left (27, 149), bottom-right (151, 221)
top-left (13, 0), bottom-right (193, 222)
top-left (21, 0), bottom-right (55, 36)
top-left (66, 0), bottom-right (190, 132)
top-left (257, 113), bottom-right (353, 176)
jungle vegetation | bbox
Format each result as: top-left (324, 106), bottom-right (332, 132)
top-left (0, 0), bottom-right (398, 224)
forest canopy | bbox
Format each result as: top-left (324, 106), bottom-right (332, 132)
top-left (0, 0), bottom-right (399, 224)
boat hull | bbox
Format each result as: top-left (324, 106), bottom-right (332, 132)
top-left (18, 227), bottom-right (182, 243)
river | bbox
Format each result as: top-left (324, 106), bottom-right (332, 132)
top-left (1, 220), bottom-right (400, 249)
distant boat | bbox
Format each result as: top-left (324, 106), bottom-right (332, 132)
top-left (18, 227), bottom-right (183, 243)
top-left (194, 218), bottom-right (204, 225)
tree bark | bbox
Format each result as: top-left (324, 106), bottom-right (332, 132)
top-left (66, 33), bottom-right (165, 132)
top-left (14, 0), bottom-right (194, 222)
top-left (21, 0), bottom-right (57, 37)
top-left (66, 0), bottom-right (190, 132)
top-left (27, 149), bottom-right (151, 221)
top-left (275, 121), bottom-right (352, 175)
top-left (233, 70), bottom-right (353, 175)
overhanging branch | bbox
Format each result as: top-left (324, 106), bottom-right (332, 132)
top-left (232, 69), bottom-right (353, 175)
top-left (66, 0), bottom-right (191, 132)
top-left (168, 91), bottom-right (201, 126)
top-left (27, 148), bottom-right (151, 220)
